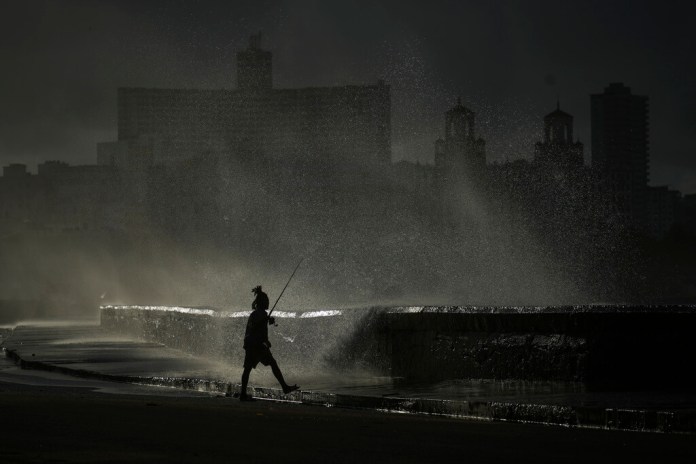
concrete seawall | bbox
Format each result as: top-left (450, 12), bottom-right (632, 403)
top-left (100, 305), bottom-right (696, 387)
top-left (5, 322), bottom-right (696, 433)
top-left (383, 306), bottom-right (696, 387)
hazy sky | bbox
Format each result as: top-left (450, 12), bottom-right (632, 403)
top-left (2, 0), bottom-right (695, 192)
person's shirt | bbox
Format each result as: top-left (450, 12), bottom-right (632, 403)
top-left (244, 308), bottom-right (269, 349)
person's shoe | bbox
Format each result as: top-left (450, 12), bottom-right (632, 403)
top-left (239, 393), bottom-right (255, 402)
top-left (283, 384), bottom-right (300, 394)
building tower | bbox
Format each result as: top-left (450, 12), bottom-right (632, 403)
top-left (591, 83), bottom-right (649, 225)
top-left (237, 33), bottom-right (273, 91)
top-left (534, 101), bottom-right (584, 172)
top-left (434, 97), bottom-right (486, 178)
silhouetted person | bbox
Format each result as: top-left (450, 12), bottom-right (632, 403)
top-left (239, 285), bottom-right (299, 401)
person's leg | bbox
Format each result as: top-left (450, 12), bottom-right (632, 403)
top-left (269, 359), bottom-right (299, 394)
top-left (240, 367), bottom-right (251, 398)
top-left (269, 358), bottom-right (288, 389)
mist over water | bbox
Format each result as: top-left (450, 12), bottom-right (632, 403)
top-left (0, 150), bottom-right (644, 322)
top-left (0, 114), bottom-right (673, 324)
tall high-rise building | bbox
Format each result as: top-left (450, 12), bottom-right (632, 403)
top-left (534, 102), bottom-right (584, 172)
top-left (591, 83), bottom-right (649, 225)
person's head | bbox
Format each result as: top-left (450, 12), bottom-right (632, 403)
top-left (252, 285), bottom-right (262, 295)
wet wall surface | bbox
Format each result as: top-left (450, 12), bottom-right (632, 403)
top-left (382, 306), bottom-right (696, 387)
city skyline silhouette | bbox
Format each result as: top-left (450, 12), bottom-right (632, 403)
top-left (2, 1), bottom-right (695, 194)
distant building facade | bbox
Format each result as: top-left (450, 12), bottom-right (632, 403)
top-left (3, 163), bottom-right (30, 178)
top-left (0, 161), bottom-right (126, 232)
top-left (99, 35), bottom-right (391, 175)
top-left (647, 186), bottom-right (681, 238)
top-left (591, 83), bottom-right (649, 226)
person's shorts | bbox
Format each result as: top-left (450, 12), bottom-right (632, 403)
top-left (243, 345), bottom-right (275, 369)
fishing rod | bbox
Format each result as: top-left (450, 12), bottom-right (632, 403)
top-left (268, 257), bottom-right (304, 319)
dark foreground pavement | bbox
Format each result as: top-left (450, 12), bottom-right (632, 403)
top-left (1, 381), bottom-right (695, 464)
top-left (5, 324), bottom-right (696, 433)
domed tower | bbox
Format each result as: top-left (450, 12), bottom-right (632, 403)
top-left (534, 101), bottom-right (584, 171)
top-left (445, 97), bottom-right (476, 141)
top-left (435, 97), bottom-right (486, 177)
